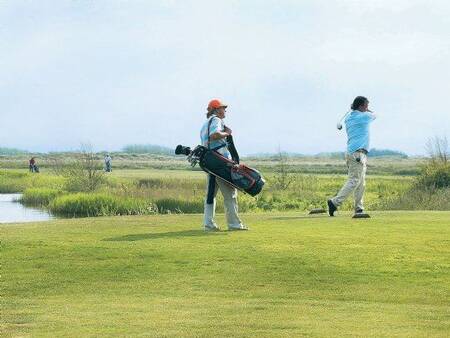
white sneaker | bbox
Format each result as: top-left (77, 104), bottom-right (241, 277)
top-left (228, 225), bottom-right (249, 231)
top-left (204, 225), bottom-right (220, 232)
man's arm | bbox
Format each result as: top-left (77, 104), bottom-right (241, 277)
top-left (210, 131), bottom-right (230, 140)
top-left (367, 110), bottom-right (377, 120)
top-left (209, 121), bottom-right (232, 141)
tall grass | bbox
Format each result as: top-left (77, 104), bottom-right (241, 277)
top-left (7, 168), bottom-right (439, 216)
top-left (0, 171), bottom-right (28, 193)
top-left (154, 198), bottom-right (204, 214)
top-left (44, 173), bottom-right (417, 216)
top-left (0, 170), bottom-right (65, 193)
top-left (49, 193), bottom-right (156, 217)
top-left (377, 187), bottom-right (450, 210)
top-left (20, 188), bottom-right (62, 206)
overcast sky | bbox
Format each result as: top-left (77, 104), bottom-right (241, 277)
top-left (1, 0), bottom-right (449, 155)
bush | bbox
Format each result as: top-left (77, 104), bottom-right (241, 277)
top-left (52, 146), bottom-right (106, 192)
top-left (378, 187), bottom-right (450, 210)
top-left (417, 162), bottom-right (450, 189)
top-left (21, 188), bottom-right (62, 206)
top-left (49, 193), bottom-right (156, 217)
top-left (376, 137), bottom-right (450, 210)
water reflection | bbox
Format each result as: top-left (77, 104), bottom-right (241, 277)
top-left (0, 193), bottom-right (53, 223)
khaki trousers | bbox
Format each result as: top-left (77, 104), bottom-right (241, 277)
top-left (203, 175), bottom-right (243, 229)
top-left (331, 152), bottom-right (367, 210)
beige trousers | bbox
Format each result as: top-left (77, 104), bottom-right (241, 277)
top-left (331, 152), bottom-right (367, 210)
top-left (203, 175), bottom-right (243, 229)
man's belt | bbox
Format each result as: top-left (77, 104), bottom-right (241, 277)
top-left (355, 149), bottom-right (368, 154)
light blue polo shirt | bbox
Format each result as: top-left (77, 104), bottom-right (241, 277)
top-left (200, 115), bottom-right (231, 159)
top-left (345, 110), bottom-right (376, 154)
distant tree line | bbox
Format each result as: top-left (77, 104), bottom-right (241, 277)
top-left (0, 147), bottom-right (29, 155)
top-left (367, 148), bottom-right (408, 158)
top-left (249, 148), bottom-right (408, 159)
top-left (0, 144), bottom-right (409, 158)
top-left (122, 144), bottom-right (173, 155)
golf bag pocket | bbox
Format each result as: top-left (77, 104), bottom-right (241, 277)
top-left (201, 150), bottom-right (234, 182)
top-left (231, 165), bottom-right (264, 196)
top-left (199, 149), bottom-right (265, 196)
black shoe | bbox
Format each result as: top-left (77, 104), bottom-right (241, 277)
top-left (355, 208), bottom-right (364, 214)
top-left (352, 213), bottom-right (370, 219)
top-left (327, 200), bottom-right (337, 217)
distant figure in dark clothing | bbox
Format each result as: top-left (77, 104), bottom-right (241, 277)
top-left (29, 157), bottom-right (39, 173)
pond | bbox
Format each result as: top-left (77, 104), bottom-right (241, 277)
top-left (0, 194), bottom-right (54, 223)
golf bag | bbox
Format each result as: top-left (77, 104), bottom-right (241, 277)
top-left (175, 144), bottom-right (265, 197)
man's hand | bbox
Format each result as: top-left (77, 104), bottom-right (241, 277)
top-left (210, 130), bottom-right (231, 141)
top-left (224, 126), bottom-right (232, 135)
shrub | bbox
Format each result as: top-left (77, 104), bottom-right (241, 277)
top-left (376, 137), bottom-right (450, 210)
top-left (52, 146), bottom-right (106, 192)
top-left (49, 193), bottom-right (156, 217)
top-left (417, 162), bottom-right (450, 189)
top-left (378, 187), bottom-right (450, 210)
top-left (418, 136), bottom-right (450, 189)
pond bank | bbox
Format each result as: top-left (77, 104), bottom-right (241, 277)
top-left (0, 193), bottom-right (53, 223)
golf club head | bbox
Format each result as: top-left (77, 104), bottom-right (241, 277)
top-left (175, 145), bottom-right (191, 156)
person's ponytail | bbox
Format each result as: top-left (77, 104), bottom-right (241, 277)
top-left (206, 109), bottom-right (217, 118)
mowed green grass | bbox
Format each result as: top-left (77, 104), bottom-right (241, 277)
top-left (2, 212), bottom-right (449, 337)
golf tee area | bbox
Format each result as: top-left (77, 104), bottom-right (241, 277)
top-left (2, 211), bottom-right (449, 337)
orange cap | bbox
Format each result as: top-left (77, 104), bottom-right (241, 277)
top-left (207, 99), bottom-right (228, 111)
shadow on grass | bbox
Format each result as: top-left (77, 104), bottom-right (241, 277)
top-left (103, 229), bottom-right (228, 242)
top-left (269, 215), bottom-right (330, 221)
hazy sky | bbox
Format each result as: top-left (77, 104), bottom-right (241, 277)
top-left (1, 0), bottom-right (449, 155)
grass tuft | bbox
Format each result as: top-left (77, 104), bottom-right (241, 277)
top-left (49, 193), bottom-right (157, 217)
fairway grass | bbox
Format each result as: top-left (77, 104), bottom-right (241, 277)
top-left (2, 212), bottom-right (449, 337)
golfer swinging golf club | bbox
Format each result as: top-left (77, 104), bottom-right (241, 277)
top-left (200, 99), bottom-right (248, 231)
top-left (327, 96), bottom-right (377, 217)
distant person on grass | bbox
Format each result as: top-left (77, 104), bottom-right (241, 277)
top-left (200, 99), bottom-right (247, 231)
top-left (29, 157), bottom-right (39, 173)
top-left (104, 154), bottom-right (112, 172)
top-left (327, 96), bottom-right (377, 217)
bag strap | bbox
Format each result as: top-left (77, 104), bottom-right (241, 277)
top-left (226, 134), bottom-right (240, 164)
top-left (207, 115), bottom-right (226, 150)
top-left (207, 116), bottom-right (215, 150)
top-left (206, 116), bottom-right (218, 204)
top-left (207, 115), bottom-right (239, 161)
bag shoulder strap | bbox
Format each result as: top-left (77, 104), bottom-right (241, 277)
top-left (207, 115), bottom-right (233, 154)
top-left (207, 115), bottom-right (221, 150)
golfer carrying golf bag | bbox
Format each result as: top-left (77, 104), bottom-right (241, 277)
top-left (328, 96), bottom-right (377, 217)
top-left (200, 99), bottom-right (248, 231)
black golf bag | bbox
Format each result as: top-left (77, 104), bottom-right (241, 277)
top-left (175, 144), bottom-right (265, 197)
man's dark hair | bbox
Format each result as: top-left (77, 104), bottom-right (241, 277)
top-left (351, 96), bottom-right (368, 110)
